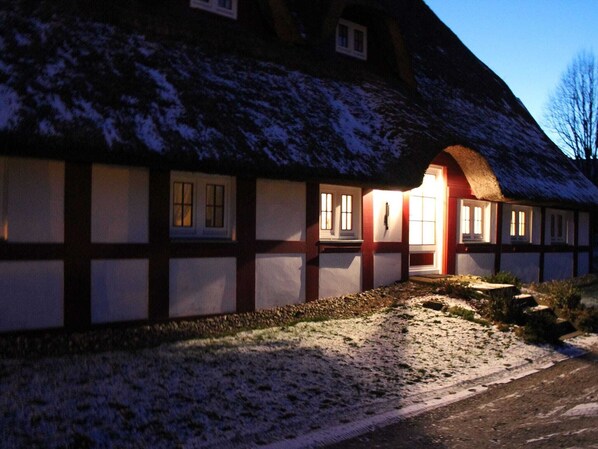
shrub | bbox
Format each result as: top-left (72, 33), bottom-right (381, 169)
top-left (446, 306), bottom-right (489, 326)
top-left (532, 280), bottom-right (582, 319)
top-left (481, 290), bottom-right (525, 325)
top-left (482, 271), bottom-right (522, 288)
top-left (571, 307), bottom-right (598, 333)
top-left (434, 281), bottom-right (480, 300)
top-left (520, 312), bottom-right (561, 345)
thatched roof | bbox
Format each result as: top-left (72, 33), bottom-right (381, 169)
top-left (1, 0), bottom-right (597, 206)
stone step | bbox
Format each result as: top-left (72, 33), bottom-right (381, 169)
top-left (469, 282), bottom-right (518, 299)
top-left (524, 304), bottom-right (555, 316)
top-left (513, 293), bottom-right (537, 308)
top-left (556, 318), bottom-right (577, 336)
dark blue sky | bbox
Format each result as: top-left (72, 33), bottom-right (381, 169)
top-left (425, 0), bottom-right (598, 144)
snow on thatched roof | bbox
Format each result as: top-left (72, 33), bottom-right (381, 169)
top-left (0, 0), bottom-right (596, 206)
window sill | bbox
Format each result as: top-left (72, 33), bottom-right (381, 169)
top-left (170, 237), bottom-right (236, 244)
top-left (318, 239), bottom-right (363, 253)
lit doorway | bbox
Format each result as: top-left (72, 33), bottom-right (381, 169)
top-left (409, 166), bottom-right (445, 274)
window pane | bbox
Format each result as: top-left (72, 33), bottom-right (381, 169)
top-left (518, 211), bottom-right (526, 237)
top-left (337, 24), bottom-right (348, 48)
top-left (321, 193), bottom-right (333, 230)
top-left (510, 210), bottom-right (516, 236)
top-left (174, 182), bottom-right (183, 203)
top-left (422, 197), bottom-right (435, 221)
top-left (354, 29), bottom-right (364, 53)
top-left (410, 223), bottom-right (422, 245)
top-left (473, 206), bottom-right (483, 235)
top-left (462, 205), bottom-right (471, 235)
top-left (173, 182), bottom-right (193, 228)
top-left (422, 222), bottom-right (435, 245)
top-left (183, 205), bottom-right (192, 227)
top-left (557, 215), bottom-right (563, 237)
top-left (341, 194), bottom-right (353, 231)
top-left (410, 197), bottom-right (422, 221)
top-left (206, 184), bottom-right (225, 228)
top-left (551, 215), bottom-right (555, 238)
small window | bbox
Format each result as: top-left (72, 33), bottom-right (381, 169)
top-left (320, 185), bottom-right (361, 240)
top-left (510, 206), bottom-right (531, 243)
top-left (170, 173), bottom-right (234, 239)
top-left (336, 19), bottom-right (367, 60)
top-left (460, 200), bottom-right (491, 243)
top-left (550, 213), bottom-right (565, 243)
top-left (190, 0), bottom-right (237, 19)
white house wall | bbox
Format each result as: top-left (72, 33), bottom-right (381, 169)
top-left (0, 261), bottom-right (63, 332)
top-left (255, 254), bottom-right (305, 309)
top-left (256, 179), bottom-right (305, 241)
top-left (501, 253), bottom-right (540, 283)
top-left (544, 253), bottom-right (574, 281)
top-left (169, 258), bottom-right (236, 317)
top-left (372, 190), bottom-right (403, 242)
top-left (373, 253), bottom-right (402, 287)
top-left (456, 253), bottom-right (494, 277)
top-left (91, 164), bottom-right (149, 243)
top-left (6, 157), bottom-right (64, 243)
top-left (91, 259), bottom-right (149, 324)
top-left (319, 253), bottom-right (362, 298)
top-left (578, 253), bottom-right (590, 277)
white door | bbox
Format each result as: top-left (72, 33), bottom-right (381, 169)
top-left (409, 166), bottom-right (445, 274)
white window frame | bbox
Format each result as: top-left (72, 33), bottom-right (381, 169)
top-left (459, 199), bottom-right (492, 243)
top-left (509, 205), bottom-right (532, 243)
top-left (170, 172), bottom-right (235, 239)
top-left (319, 184), bottom-right (362, 240)
top-left (0, 157), bottom-right (6, 241)
top-left (336, 19), bottom-right (368, 61)
top-left (190, 0), bottom-right (238, 19)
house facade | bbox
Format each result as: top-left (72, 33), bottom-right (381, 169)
top-left (0, 0), bottom-right (597, 333)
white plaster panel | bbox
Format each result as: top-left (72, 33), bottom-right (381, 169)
top-left (374, 253), bottom-right (402, 287)
top-left (578, 252), bottom-right (590, 277)
top-left (256, 179), bottom-right (305, 241)
top-left (500, 253), bottom-right (540, 283)
top-left (372, 190), bottom-right (403, 242)
top-left (319, 253), bottom-right (362, 298)
top-left (0, 261), bottom-right (63, 332)
top-left (578, 212), bottom-right (590, 246)
top-left (91, 259), bottom-right (149, 323)
top-left (255, 254), bottom-right (305, 309)
top-left (169, 258), bottom-right (236, 317)
top-left (92, 164), bottom-right (149, 243)
top-left (544, 253), bottom-right (574, 281)
top-left (7, 158), bottom-right (64, 242)
top-left (455, 253), bottom-right (494, 277)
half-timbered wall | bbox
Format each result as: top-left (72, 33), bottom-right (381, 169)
top-left (0, 157), bottom-right (592, 333)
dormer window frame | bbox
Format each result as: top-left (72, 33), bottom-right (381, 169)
top-left (336, 18), bottom-right (368, 61)
top-left (190, 0), bottom-right (238, 20)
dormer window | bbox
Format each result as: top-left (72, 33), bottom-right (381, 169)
top-left (336, 19), bottom-right (367, 60)
top-left (190, 0), bottom-right (237, 19)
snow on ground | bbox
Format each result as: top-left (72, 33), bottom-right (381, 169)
top-left (0, 295), bottom-right (596, 449)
